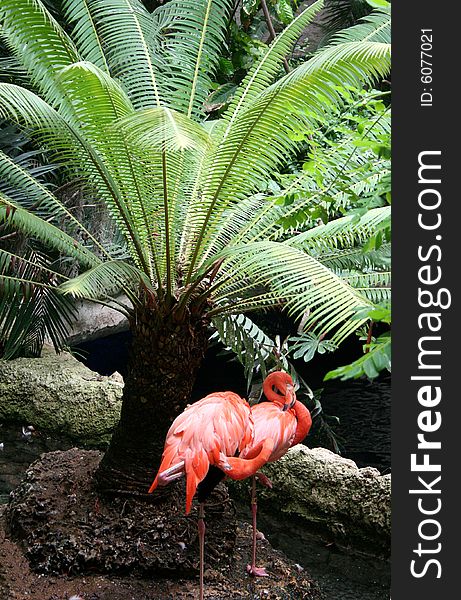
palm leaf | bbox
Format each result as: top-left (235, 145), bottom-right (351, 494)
top-left (0, 0), bottom-right (80, 105)
top-left (62, 0), bottom-right (110, 72)
top-left (329, 5), bottom-right (390, 45)
top-left (186, 16), bottom-right (391, 276)
top-left (288, 206), bottom-right (391, 252)
top-left (152, 0), bottom-right (233, 119)
top-left (59, 259), bottom-right (151, 300)
top-left (225, 0), bottom-right (325, 123)
top-left (0, 248), bottom-right (76, 358)
top-left (0, 82), bottom-right (150, 272)
top-left (0, 192), bottom-right (101, 268)
top-left (340, 270), bottom-right (391, 304)
top-left (84, 0), bottom-right (163, 108)
top-left (319, 244), bottom-right (391, 273)
top-left (0, 148), bottom-right (112, 259)
top-left (213, 241), bottom-right (373, 344)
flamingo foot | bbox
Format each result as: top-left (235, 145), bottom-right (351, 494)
top-left (246, 564), bottom-right (269, 577)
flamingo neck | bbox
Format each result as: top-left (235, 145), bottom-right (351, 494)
top-left (222, 438), bottom-right (275, 480)
top-left (290, 401), bottom-right (312, 447)
top-left (262, 375), bottom-right (285, 405)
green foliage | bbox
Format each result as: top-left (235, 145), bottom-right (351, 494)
top-left (0, 246), bottom-right (76, 358)
top-left (211, 312), bottom-right (273, 385)
top-left (0, 0), bottom-right (391, 365)
top-left (324, 331), bottom-right (390, 380)
top-left (274, 87), bottom-right (391, 231)
top-left (321, 0), bottom-right (372, 44)
top-left (151, 0), bottom-right (232, 118)
top-left (289, 332), bottom-right (337, 362)
top-left (242, 0), bottom-right (298, 26)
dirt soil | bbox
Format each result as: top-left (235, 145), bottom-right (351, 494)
top-left (0, 449), bottom-right (321, 600)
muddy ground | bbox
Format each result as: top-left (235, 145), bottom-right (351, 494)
top-left (0, 448), bottom-right (321, 600)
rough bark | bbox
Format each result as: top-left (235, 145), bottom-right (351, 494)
top-left (95, 303), bottom-right (209, 495)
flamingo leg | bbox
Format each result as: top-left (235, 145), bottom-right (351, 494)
top-left (198, 502), bottom-right (206, 600)
top-left (246, 476), bottom-right (269, 577)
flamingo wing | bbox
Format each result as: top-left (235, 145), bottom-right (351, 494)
top-left (149, 391), bottom-right (253, 513)
top-left (243, 402), bottom-right (297, 463)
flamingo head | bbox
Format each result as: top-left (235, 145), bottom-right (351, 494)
top-left (263, 371), bottom-right (296, 411)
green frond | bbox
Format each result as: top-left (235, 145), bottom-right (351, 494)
top-left (55, 62), bottom-right (164, 279)
top-left (85, 0), bottom-right (163, 108)
top-left (178, 0), bottom-right (324, 269)
top-left (187, 27), bottom-right (391, 274)
top-left (0, 54), bottom-right (29, 86)
top-left (211, 313), bottom-right (273, 384)
top-left (340, 270), bottom-right (391, 304)
top-left (329, 5), bottom-right (390, 45)
top-left (57, 61), bottom-right (134, 137)
top-left (0, 192), bottom-right (101, 268)
top-left (118, 106), bottom-right (211, 153)
top-left (289, 332), bottom-right (338, 363)
top-left (227, 105), bottom-right (390, 246)
top-left (0, 83), bottom-right (150, 272)
top-left (59, 259), bottom-right (150, 300)
top-left (288, 206), bottom-right (391, 252)
top-left (0, 248), bottom-right (76, 358)
top-left (152, 0), bottom-right (233, 119)
top-left (319, 244), bottom-right (391, 273)
top-left (224, 0), bottom-right (324, 123)
top-left (115, 106), bottom-right (212, 289)
top-left (0, 248), bottom-right (67, 285)
top-left (324, 333), bottom-right (391, 380)
top-left (62, 0), bottom-right (110, 72)
top-left (0, 148), bottom-right (112, 259)
top-left (213, 241), bottom-right (373, 344)
top-left (0, 0), bottom-right (80, 105)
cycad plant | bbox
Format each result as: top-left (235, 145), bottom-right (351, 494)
top-left (0, 0), bottom-right (391, 493)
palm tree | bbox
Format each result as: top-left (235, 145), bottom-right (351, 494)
top-left (0, 0), bottom-right (391, 494)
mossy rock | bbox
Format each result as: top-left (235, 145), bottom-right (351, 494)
top-left (229, 446), bottom-right (391, 555)
top-left (0, 347), bottom-right (122, 445)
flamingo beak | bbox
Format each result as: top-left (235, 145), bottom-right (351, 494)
top-left (282, 385), bottom-right (296, 411)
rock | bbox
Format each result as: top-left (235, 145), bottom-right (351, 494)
top-left (64, 296), bottom-right (130, 345)
top-left (0, 346), bottom-right (123, 445)
top-left (230, 446), bottom-right (390, 554)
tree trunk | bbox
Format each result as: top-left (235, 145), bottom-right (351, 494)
top-left (95, 302), bottom-right (209, 496)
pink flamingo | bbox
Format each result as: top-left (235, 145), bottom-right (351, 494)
top-left (225, 371), bottom-right (312, 577)
top-left (148, 388), bottom-right (275, 600)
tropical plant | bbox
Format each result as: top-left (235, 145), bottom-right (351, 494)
top-left (0, 0), bottom-right (391, 494)
top-left (242, 0), bottom-right (299, 27)
top-left (0, 120), bottom-right (77, 358)
top-left (321, 0), bottom-right (372, 44)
